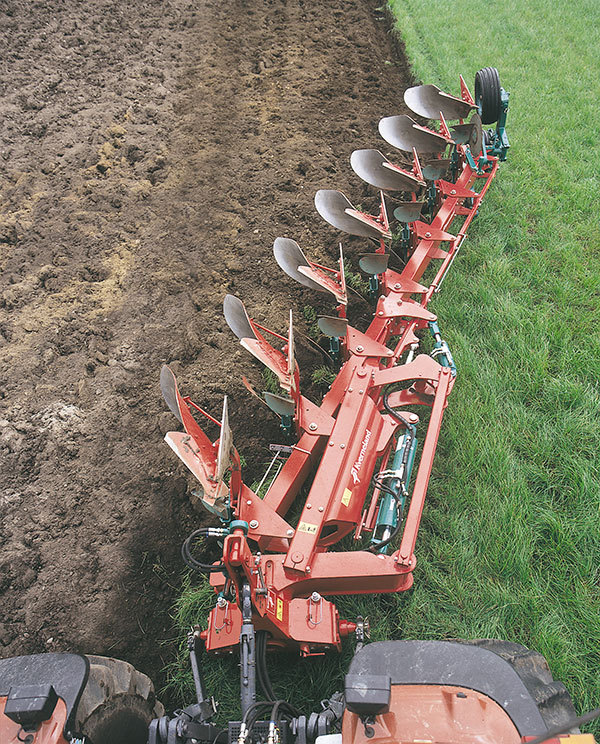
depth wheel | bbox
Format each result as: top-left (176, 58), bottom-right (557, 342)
top-left (463, 640), bottom-right (579, 731)
top-left (474, 67), bottom-right (501, 125)
top-left (74, 656), bottom-right (164, 744)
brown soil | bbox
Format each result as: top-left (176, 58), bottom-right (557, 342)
top-left (0, 0), bottom-right (412, 697)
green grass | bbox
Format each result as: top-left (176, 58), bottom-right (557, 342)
top-left (386, 0), bottom-right (600, 728)
top-left (167, 0), bottom-right (600, 732)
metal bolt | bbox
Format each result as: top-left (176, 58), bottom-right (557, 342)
top-left (378, 311), bottom-right (384, 316)
top-left (394, 282), bottom-right (401, 289)
top-left (348, 387), bottom-right (353, 392)
top-left (329, 441), bottom-right (334, 446)
top-left (451, 189), bottom-right (456, 195)
top-left (287, 529), bottom-right (294, 536)
top-left (356, 345), bottom-right (364, 352)
top-left (309, 422), bottom-right (317, 431)
top-left (425, 231), bottom-right (431, 238)
top-left (311, 592), bottom-right (321, 602)
top-left (359, 390), bottom-right (363, 395)
top-left (249, 519), bottom-right (259, 529)
top-left (305, 566), bottom-right (311, 573)
top-left (340, 443), bottom-right (345, 449)
top-left (246, 499), bottom-right (252, 505)
top-left (409, 413), bottom-right (419, 423)
top-left (217, 596), bottom-right (227, 608)
top-left (318, 506), bottom-right (324, 512)
top-left (306, 503), bottom-right (312, 509)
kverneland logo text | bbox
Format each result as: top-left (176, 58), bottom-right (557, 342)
top-left (350, 429), bottom-right (371, 484)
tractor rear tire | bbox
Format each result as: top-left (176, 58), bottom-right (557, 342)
top-left (463, 639), bottom-right (579, 731)
top-left (74, 655), bottom-right (164, 744)
top-left (474, 67), bottom-right (502, 125)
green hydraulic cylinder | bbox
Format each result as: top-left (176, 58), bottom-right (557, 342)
top-left (371, 428), bottom-right (417, 553)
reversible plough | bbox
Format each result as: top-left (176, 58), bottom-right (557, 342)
top-left (160, 69), bottom-right (510, 665)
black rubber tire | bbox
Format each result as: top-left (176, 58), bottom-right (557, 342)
top-left (74, 655), bottom-right (164, 744)
top-left (461, 640), bottom-right (579, 732)
top-left (474, 67), bottom-right (502, 125)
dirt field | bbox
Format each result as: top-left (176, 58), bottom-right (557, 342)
top-left (0, 0), bottom-right (411, 694)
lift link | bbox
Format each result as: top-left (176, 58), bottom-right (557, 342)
top-left (240, 583), bottom-right (257, 719)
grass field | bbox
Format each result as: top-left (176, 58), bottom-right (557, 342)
top-left (170, 0), bottom-right (600, 731)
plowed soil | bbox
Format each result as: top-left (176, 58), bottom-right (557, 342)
top-left (0, 0), bottom-right (411, 694)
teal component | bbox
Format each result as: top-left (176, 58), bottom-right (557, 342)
top-left (450, 148), bottom-right (460, 182)
top-left (486, 88), bottom-right (510, 161)
top-left (280, 413), bottom-right (293, 437)
top-left (369, 275), bottom-right (379, 300)
top-left (230, 519), bottom-right (249, 534)
top-left (464, 142), bottom-right (490, 174)
top-left (329, 335), bottom-right (341, 364)
top-left (371, 425), bottom-right (417, 553)
top-left (396, 223), bottom-right (412, 262)
top-left (428, 320), bottom-right (457, 376)
top-left (426, 182), bottom-right (437, 215)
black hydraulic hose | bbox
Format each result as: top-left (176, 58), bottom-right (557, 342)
top-left (181, 529), bottom-right (225, 574)
top-left (382, 387), bottom-right (414, 431)
top-left (241, 701), bottom-right (273, 727)
top-left (271, 699), bottom-right (302, 726)
top-left (256, 632), bottom-right (276, 702)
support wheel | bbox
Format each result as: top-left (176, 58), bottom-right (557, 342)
top-left (74, 656), bottom-right (164, 744)
top-left (474, 67), bottom-right (502, 125)
top-left (463, 640), bottom-right (579, 731)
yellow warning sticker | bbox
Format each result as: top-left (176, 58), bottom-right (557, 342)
top-left (341, 488), bottom-right (352, 507)
top-left (298, 521), bottom-right (318, 534)
top-left (276, 598), bottom-right (284, 621)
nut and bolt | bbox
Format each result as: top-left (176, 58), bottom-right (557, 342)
top-left (311, 592), bottom-right (321, 603)
top-left (356, 345), bottom-right (364, 352)
top-left (249, 520), bottom-right (259, 529)
top-left (305, 566), bottom-right (311, 573)
top-left (318, 506), bottom-right (324, 512)
top-left (340, 443), bottom-right (345, 449)
top-left (217, 596), bottom-right (227, 608)
top-left (306, 503), bottom-right (312, 509)
top-left (286, 529), bottom-right (294, 537)
top-left (409, 413), bottom-right (419, 423)
top-left (309, 422), bottom-right (317, 431)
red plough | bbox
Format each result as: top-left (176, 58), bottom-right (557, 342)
top-left (162, 71), bottom-right (509, 657)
